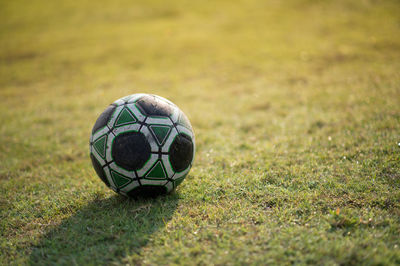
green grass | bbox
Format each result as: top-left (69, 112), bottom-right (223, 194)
top-left (1, 0), bottom-right (400, 264)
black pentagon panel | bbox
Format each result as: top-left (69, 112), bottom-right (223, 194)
top-left (127, 185), bottom-right (167, 198)
top-left (169, 133), bottom-right (194, 172)
top-left (112, 131), bottom-right (151, 171)
top-left (136, 95), bottom-right (173, 117)
top-left (92, 104), bottom-right (116, 134)
top-left (90, 153), bottom-right (110, 187)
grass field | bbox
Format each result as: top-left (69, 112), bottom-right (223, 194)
top-left (1, 0), bottom-right (400, 264)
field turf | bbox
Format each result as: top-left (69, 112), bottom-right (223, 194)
top-left (1, 0), bottom-right (400, 265)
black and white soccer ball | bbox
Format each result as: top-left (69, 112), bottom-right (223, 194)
top-left (89, 94), bottom-right (195, 197)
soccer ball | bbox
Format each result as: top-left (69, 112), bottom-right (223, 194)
top-left (89, 93), bottom-right (195, 197)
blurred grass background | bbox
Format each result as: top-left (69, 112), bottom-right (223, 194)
top-left (1, 0), bottom-right (400, 264)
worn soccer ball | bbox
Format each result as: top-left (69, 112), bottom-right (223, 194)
top-left (89, 94), bottom-right (195, 197)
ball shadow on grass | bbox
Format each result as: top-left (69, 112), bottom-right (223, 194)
top-left (29, 192), bottom-right (179, 265)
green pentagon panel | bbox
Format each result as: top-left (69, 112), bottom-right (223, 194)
top-left (114, 108), bottom-right (136, 127)
top-left (149, 125), bottom-right (171, 145)
top-left (93, 135), bottom-right (107, 158)
top-left (110, 170), bottom-right (131, 188)
top-left (146, 161), bottom-right (167, 179)
top-left (173, 174), bottom-right (187, 188)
